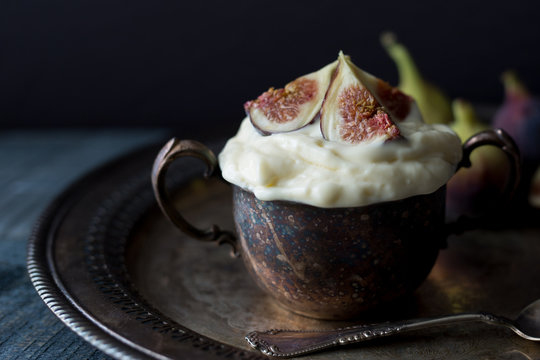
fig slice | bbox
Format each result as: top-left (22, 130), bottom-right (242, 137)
top-left (245, 61), bottom-right (337, 135)
top-left (320, 52), bottom-right (407, 144)
top-left (353, 65), bottom-right (413, 122)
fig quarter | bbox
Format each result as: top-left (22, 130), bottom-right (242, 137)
top-left (245, 61), bottom-right (337, 135)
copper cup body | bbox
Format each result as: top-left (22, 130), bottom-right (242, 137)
top-left (152, 130), bottom-right (519, 320)
top-left (233, 185), bottom-right (446, 320)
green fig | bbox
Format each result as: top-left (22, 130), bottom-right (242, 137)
top-left (380, 32), bottom-right (453, 125)
top-left (451, 99), bottom-right (489, 139)
top-left (446, 99), bottom-right (508, 219)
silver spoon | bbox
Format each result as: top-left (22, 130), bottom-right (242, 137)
top-left (246, 299), bottom-right (540, 358)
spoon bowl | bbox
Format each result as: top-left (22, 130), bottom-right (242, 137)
top-left (512, 299), bottom-right (540, 341)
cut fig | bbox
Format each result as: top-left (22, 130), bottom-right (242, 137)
top-left (245, 61), bottom-right (337, 135)
top-left (320, 52), bottom-right (403, 144)
top-left (374, 80), bottom-right (412, 121)
top-left (348, 61), bottom-right (413, 122)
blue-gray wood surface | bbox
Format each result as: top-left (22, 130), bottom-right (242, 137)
top-left (0, 129), bottom-right (168, 359)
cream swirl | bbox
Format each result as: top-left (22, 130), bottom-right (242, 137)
top-left (218, 110), bottom-right (462, 208)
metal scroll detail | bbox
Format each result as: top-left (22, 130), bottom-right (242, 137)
top-left (151, 138), bottom-right (238, 256)
top-left (245, 324), bottom-right (405, 358)
top-left (245, 311), bottom-right (528, 358)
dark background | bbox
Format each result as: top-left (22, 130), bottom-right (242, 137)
top-left (2, 0), bottom-right (540, 138)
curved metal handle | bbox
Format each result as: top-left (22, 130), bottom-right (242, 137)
top-left (151, 138), bottom-right (239, 256)
top-left (457, 128), bottom-right (520, 195)
top-left (447, 128), bottom-right (521, 235)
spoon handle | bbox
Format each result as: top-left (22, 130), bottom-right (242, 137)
top-left (246, 313), bottom-right (505, 358)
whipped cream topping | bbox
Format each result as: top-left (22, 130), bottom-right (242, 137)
top-left (220, 53), bottom-right (463, 208)
top-left (219, 110), bottom-right (462, 208)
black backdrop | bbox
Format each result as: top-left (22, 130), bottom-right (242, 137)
top-left (1, 0), bottom-right (539, 137)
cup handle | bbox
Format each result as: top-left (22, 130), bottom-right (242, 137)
top-left (446, 128), bottom-right (521, 236)
top-left (151, 138), bottom-right (239, 257)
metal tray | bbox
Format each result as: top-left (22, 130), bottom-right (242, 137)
top-left (27, 142), bottom-right (540, 359)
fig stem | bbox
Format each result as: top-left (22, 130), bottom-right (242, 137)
top-left (452, 99), bottom-right (480, 132)
top-left (380, 32), bottom-right (422, 88)
top-left (501, 70), bottom-right (529, 99)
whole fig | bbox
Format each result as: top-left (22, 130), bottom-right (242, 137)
top-left (446, 99), bottom-right (509, 219)
top-left (380, 32), bottom-right (453, 125)
top-left (493, 71), bottom-right (540, 207)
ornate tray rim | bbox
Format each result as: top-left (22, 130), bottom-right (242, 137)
top-left (27, 145), bottom-right (152, 359)
top-left (26, 143), bottom-right (265, 360)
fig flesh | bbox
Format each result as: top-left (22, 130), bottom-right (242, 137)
top-left (245, 61), bottom-right (337, 135)
top-left (320, 52), bottom-right (409, 144)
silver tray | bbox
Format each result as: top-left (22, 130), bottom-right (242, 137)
top-left (27, 142), bottom-right (540, 359)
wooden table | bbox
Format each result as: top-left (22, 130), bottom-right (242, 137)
top-left (0, 129), bottom-right (167, 360)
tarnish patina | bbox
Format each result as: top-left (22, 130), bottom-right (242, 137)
top-left (233, 185), bottom-right (445, 319)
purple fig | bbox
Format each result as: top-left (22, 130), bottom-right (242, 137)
top-left (493, 70), bottom-right (540, 207)
top-left (320, 52), bottom-right (408, 144)
top-left (446, 99), bottom-right (509, 219)
top-left (245, 61), bottom-right (337, 135)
